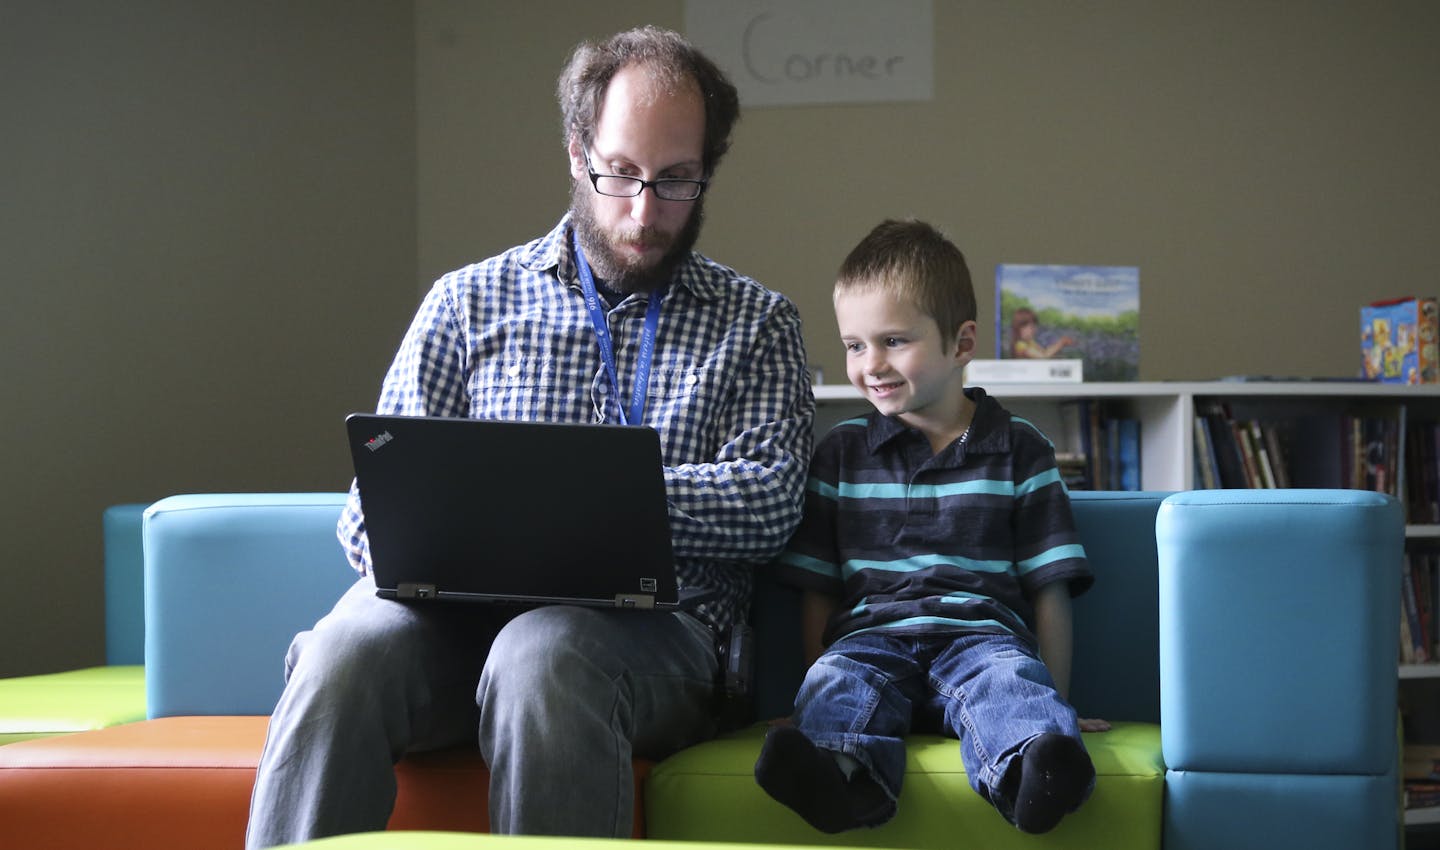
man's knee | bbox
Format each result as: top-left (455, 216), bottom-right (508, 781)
top-left (483, 607), bottom-right (610, 693)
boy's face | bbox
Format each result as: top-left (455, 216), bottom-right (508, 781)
top-left (835, 286), bottom-right (977, 428)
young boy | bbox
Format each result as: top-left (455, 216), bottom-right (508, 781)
top-left (754, 219), bottom-right (1100, 835)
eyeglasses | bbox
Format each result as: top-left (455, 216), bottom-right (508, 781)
top-left (583, 150), bottom-right (708, 202)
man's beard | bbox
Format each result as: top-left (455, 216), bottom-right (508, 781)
top-left (570, 182), bottom-right (704, 294)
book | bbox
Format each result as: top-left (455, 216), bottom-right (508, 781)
top-left (965, 358), bottom-right (1082, 384)
top-left (1246, 421), bottom-right (1277, 488)
top-left (1361, 296), bottom-right (1439, 384)
top-left (1405, 780), bottom-right (1440, 809)
top-left (1261, 424), bottom-right (1291, 489)
top-left (1115, 418), bottom-right (1141, 491)
top-left (1195, 401), bottom-right (1249, 488)
top-left (1404, 561), bottom-right (1428, 663)
top-left (1054, 400), bottom-right (1142, 490)
top-left (1192, 415), bottom-right (1219, 489)
top-left (996, 264), bottom-right (1140, 381)
top-left (1405, 745), bottom-right (1440, 780)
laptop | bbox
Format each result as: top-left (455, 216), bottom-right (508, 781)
top-left (346, 413), bottom-right (706, 611)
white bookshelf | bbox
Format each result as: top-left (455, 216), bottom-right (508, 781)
top-left (1407, 805), bottom-right (1440, 827)
top-left (814, 380), bottom-right (1440, 492)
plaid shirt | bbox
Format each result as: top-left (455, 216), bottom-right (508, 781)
top-left (339, 214), bottom-right (815, 633)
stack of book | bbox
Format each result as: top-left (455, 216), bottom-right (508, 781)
top-left (1191, 402), bottom-right (1291, 489)
top-left (1406, 420), bottom-right (1440, 524)
top-left (1402, 546), bottom-right (1438, 665)
top-left (1405, 744), bottom-right (1440, 810)
top-left (1341, 409), bottom-right (1405, 496)
top-left (1058, 400), bottom-right (1141, 491)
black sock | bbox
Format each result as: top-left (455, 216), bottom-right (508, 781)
top-left (1005, 733), bottom-right (1094, 834)
top-left (753, 725), bottom-right (895, 833)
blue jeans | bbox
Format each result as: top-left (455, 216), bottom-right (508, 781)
top-left (245, 576), bottom-right (719, 848)
top-left (792, 630), bottom-right (1086, 819)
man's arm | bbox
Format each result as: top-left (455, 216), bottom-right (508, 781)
top-left (339, 279), bottom-right (470, 574)
top-left (664, 301), bottom-right (815, 563)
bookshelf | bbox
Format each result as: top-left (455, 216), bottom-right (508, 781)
top-left (816, 380), bottom-right (1440, 827)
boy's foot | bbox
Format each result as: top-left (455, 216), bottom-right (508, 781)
top-left (1006, 732), bottom-right (1094, 834)
top-left (753, 725), bottom-right (895, 833)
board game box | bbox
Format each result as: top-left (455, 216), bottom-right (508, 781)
top-left (1361, 296), bottom-right (1439, 384)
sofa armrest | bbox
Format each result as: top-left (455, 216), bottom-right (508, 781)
top-left (143, 493), bottom-right (355, 718)
top-left (1157, 488), bottom-right (1402, 850)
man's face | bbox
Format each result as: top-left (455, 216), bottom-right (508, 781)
top-left (569, 64), bottom-right (707, 294)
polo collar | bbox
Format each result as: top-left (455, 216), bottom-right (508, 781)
top-left (864, 386), bottom-right (1012, 460)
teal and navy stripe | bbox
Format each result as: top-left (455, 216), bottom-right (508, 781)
top-left (774, 387), bottom-right (1092, 648)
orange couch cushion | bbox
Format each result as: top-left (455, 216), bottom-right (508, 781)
top-left (0, 716), bottom-right (649, 850)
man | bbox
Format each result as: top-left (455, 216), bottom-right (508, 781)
top-left (245, 26), bottom-right (814, 847)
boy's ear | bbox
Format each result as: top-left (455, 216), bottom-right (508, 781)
top-left (953, 320), bottom-right (979, 364)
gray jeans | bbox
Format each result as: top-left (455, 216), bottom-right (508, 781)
top-left (245, 576), bottom-right (720, 847)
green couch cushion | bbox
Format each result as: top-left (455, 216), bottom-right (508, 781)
top-left (645, 721), bottom-right (1163, 849)
top-left (0, 665), bottom-right (146, 745)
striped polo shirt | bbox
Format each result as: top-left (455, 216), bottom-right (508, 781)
top-left (775, 387), bottom-right (1092, 648)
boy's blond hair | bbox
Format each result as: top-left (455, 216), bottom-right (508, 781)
top-left (835, 219), bottom-right (976, 347)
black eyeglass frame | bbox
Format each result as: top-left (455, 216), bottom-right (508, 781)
top-left (582, 150), bottom-right (709, 202)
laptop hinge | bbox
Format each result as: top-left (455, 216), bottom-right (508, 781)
top-left (398, 583), bottom-right (438, 600)
top-left (614, 594), bottom-right (656, 609)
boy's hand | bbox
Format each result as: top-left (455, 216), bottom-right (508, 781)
top-left (1079, 717), bottom-right (1112, 733)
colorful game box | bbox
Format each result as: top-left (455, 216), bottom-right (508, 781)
top-left (1361, 296), bottom-right (1439, 384)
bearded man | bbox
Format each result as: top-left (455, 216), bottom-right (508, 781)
top-left (245, 25), bottom-right (814, 848)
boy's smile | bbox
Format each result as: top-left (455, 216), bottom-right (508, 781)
top-left (835, 287), bottom-right (977, 451)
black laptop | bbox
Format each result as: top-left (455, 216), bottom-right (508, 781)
top-left (346, 413), bottom-right (705, 610)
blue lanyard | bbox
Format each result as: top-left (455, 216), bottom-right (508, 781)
top-left (572, 231), bottom-right (665, 426)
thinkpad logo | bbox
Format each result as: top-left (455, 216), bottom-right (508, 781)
top-left (364, 431), bottom-right (394, 452)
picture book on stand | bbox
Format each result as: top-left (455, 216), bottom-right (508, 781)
top-left (996, 264), bottom-right (1140, 381)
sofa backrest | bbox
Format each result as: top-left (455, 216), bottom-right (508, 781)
top-left (1066, 491), bottom-right (1166, 724)
top-left (749, 490), bottom-right (1168, 724)
top-left (103, 503), bottom-right (150, 666)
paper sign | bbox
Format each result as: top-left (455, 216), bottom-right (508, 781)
top-left (685, 0), bottom-right (934, 107)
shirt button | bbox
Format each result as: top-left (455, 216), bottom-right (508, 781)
top-left (686, 373), bottom-right (699, 386)
top-left (505, 363), bottom-right (522, 377)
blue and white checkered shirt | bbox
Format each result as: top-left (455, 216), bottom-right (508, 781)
top-left (339, 214), bottom-right (815, 633)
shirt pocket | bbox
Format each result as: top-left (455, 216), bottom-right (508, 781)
top-left (647, 364), bottom-right (716, 402)
top-left (646, 364), bottom-right (725, 451)
top-left (470, 354), bottom-right (557, 418)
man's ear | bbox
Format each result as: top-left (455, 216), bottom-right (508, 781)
top-left (566, 136), bottom-right (587, 181)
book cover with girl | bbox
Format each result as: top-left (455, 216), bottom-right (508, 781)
top-left (997, 265), bottom-right (1140, 382)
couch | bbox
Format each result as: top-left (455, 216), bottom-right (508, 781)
top-left (0, 488), bottom-right (1402, 850)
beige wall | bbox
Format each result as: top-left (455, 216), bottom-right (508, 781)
top-left (2, 2), bottom-right (417, 677)
top-left (419, 0), bottom-right (1440, 383)
top-left (6, 1), bottom-right (1439, 676)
